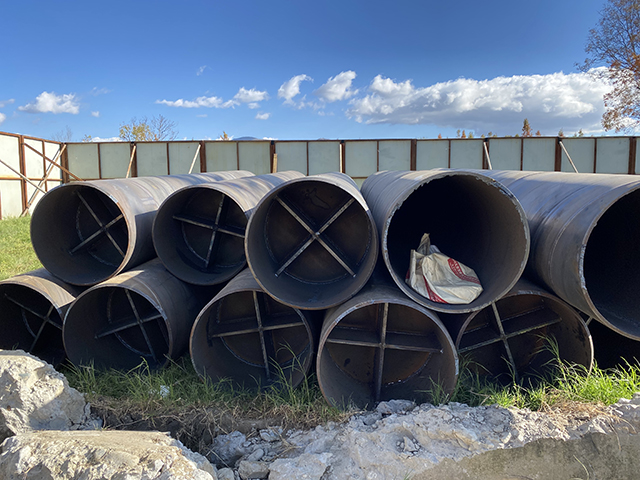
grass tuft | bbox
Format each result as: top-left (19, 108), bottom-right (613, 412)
top-left (0, 216), bottom-right (41, 281)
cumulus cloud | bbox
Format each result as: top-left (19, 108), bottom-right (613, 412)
top-left (234, 87), bottom-right (269, 104)
top-left (346, 71), bottom-right (611, 133)
top-left (255, 112), bottom-right (271, 120)
top-left (0, 99), bottom-right (15, 108)
top-left (0, 113), bottom-right (6, 125)
top-left (91, 111), bottom-right (100, 117)
top-left (248, 102), bottom-right (260, 109)
top-left (18, 92), bottom-right (80, 114)
top-left (278, 74), bottom-right (313, 104)
top-left (156, 95), bottom-right (236, 108)
top-left (315, 71), bottom-right (358, 103)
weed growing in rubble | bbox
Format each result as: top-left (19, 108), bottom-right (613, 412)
top-left (0, 216), bottom-right (41, 281)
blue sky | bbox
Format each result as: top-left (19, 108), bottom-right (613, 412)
top-left (0, 0), bottom-right (614, 141)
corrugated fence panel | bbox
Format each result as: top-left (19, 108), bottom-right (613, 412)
top-left (450, 139), bottom-right (483, 169)
top-left (137, 143), bottom-right (168, 177)
top-left (488, 138), bottom-right (521, 170)
top-left (67, 143), bottom-right (100, 179)
top-left (275, 142), bottom-right (307, 174)
top-left (345, 141), bottom-right (377, 180)
top-left (379, 140), bottom-right (411, 171)
top-left (0, 134), bottom-right (22, 218)
top-left (100, 143), bottom-right (130, 179)
top-left (562, 138), bottom-right (595, 173)
top-left (169, 142), bottom-right (201, 174)
top-left (596, 137), bottom-right (629, 174)
top-left (239, 141), bottom-right (271, 175)
top-left (24, 138), bottom-right (45, 179)
top-left (523, 138), bottom-right (555, 171)
top-left (308, 141), bottom-right (340, 175)
top-left (416, 140), bottom-right (448, 169)
top-left (206, 141), bottom-right (238, 171)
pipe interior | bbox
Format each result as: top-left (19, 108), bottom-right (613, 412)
top-left (588, 319), bottom-right (640, 369)
top-left (248, 180), bottom-right (374, 308)
top-left (584, 189), bottom-right (640, 337)
top-left (64, 286), bottom-right (169, 370)
top-left (386, 175), bottom-right (527, 312)
top-left (154, 187), bottom-right (247, 285)
top-left (190, 289), bottom-right (312, 390)
top-left (457, 293), bottom-right (592, 385)
top-left (31, 185), bottom-right (129, 285)
top-left (318, 302), bottom-right (457, 410)
top-left (0, 284), bottom-right (65, 364)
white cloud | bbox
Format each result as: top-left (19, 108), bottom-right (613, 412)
top-left (0, 113), bottom-right (6, 125)
top-left (156, 96), bottom-right (236, 108)
top-left (234, 87), bottom-right (269, 103)
top-left (90, 87), bottom-right (111, 96)
top-left (314, 71), bottom-right (358, 103)
top-left (255, 112), bottom-right (271, 120)
top-left (91, 111), bottom-right (100, 117)
top-left (197, 65), bottom-right (208, 76)
top-left (248, 102), bottom-right (260, 109)
top-left (89, 136), bottom-right (123, 142)
top-left (196, 114), bottom-right (208, 118)
top-left (278, 74), bottom-right (313, 104)
top-left (0, 99), bottom-right (15, 108)
top-left (346, 71), bottom-right (611, 133)
top-left (18, 91), bottom-right (80, 114)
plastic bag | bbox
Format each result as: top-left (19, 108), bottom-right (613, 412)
top-left (405, 233), bottom-right (483, 304)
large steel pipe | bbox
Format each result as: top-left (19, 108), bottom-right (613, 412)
top-left (444, 279), bottom-right (593, 384)
top-left (63, 258), bottom-right (214, 370)
top-left (361, 170), bottom-right (530, 313)
top-left (587, 320), bottom-right (640, 369)
top-left (0, 269), bottom-right (83, 365)
top-left (153, 172), bottom-right (304, 285)
top-left (190, 268), bottom-right (316, 390)
top-left (317, 280), bottom-right (458, 410)
top-left (481, 170), bottom-right (640, 340)
top-left (31, 171), bottom-right (252, 286)
top-left (245, 172), bottom-right (378, 310)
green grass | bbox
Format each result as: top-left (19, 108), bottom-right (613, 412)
top-left (0, 216), bottom-right (41, 281)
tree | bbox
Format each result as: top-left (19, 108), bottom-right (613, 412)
top-left (460, 130), bottom-right (467, 139)
top-left (580, 0), bottom-right (640, 131)
top-left (119, 115), bottom-right (178, 141)
top-left (535, 130), bottom-right (542, 136)
top-left (218, 131), bottom-right (231, 141)
top-left (437, 133), bottom-right (443, 139)
top-left (81, 134), bottom-right (93, 142)
top-left (51, 126), bottom-right (73, 142)
top-left (558, 128), bottom-right (565, 137)
top-left (522, 118), bottom-right (532, 137)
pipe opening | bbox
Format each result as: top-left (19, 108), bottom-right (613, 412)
top-left (385, 174), bottom-right (528, 312)
top-left (318, 300), bottom-right (457, 410)
top-left (64, 286), bottom-right (170, 370)
top-left (247, 179), bottom-right (375, 309)
top-left (0, 284), bottom-right (64, 364)
top-left (31, 184), bottom-right (129, 286)
top-left (584, 189), bottom-right (640, 337)
top-left (154, 187), bottom-right (247, 285)
top-left (190, 289), bottom-right (313, 390)
top-left (456, 293), bottom-right (592, 385)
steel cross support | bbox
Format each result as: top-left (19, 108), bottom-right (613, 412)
top-left (4, 294), bottom-right (59, 352)
top-left (274, 195), bottom-right (356, 277)
top-left (70, 191), bottom-right (125, 258)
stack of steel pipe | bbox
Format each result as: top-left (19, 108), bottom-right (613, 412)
top-left (153, 172), bottom-right (304, 286)
top-left (30, 171), bottom-right (252, 286)
top-left (0, 269), bottom-right (84, 365)
top-left (245, 172), bottom-right (379, 310)
top-left (63, 258), bottom-right (215, 370)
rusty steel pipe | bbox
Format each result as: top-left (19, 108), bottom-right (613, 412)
top-left (480, 170), bottom-right (640, 340)
top-left (63, 258), bottom-right (215, 370)
top-left (0, 269), bottom-right (84, 365)
top-left (190, 268), bottom-right (316, 390)
top-left (360, 170), bottom-right (530, 313)
top-left (443, 279), bottom-right (593, 384)
top-left (31, 171), bottom-right (252, 286)
top-left (317, 279), bottom-right (458, 410)
top-left (245, 172), bottom-right (378, 310)
top-left (153, 172), bottom-right (304, 285)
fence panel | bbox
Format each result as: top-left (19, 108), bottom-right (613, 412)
top-left (416, 140), bottom-right (449, 170)
top-left (275, 141), bottom-right (307, 174)
top-left (379, 140), bottom-right (411, 171)
top-left (487, 138), bottom-right (521, 171)
top-left (206, 141), bottom-right (238, 171)
top-left (562, 138), bottom-right (595, 173)
top-left (68, 143), bottom-right (100, 179)
top-left (450, 139), bottom-right (483, 169)
top-left (0, 134), bottom-right (22, 218)
top-left (136, 143), bottom-right (168, 176)
top-left (100, 143), bottom-right (131, 179)
top-left (523, 138), bottom-right (556, 171)
top-left (308, 141), bottom-right (340, 175)
top-left (239, 141), bottom-right (271, 175)
top-left (596, 137), bottom-right (629, 174)
top-left (169, 142), bottom-right (201, 174)
top-left (345, 141), bottom-right (377, 183)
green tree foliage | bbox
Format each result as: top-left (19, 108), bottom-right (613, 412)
top-left (119, 115), bottom-right (178, 141)
top-left (522, 118), bottom-right (532, 137)
top-left (580, 0), bottom-right (640, 131)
